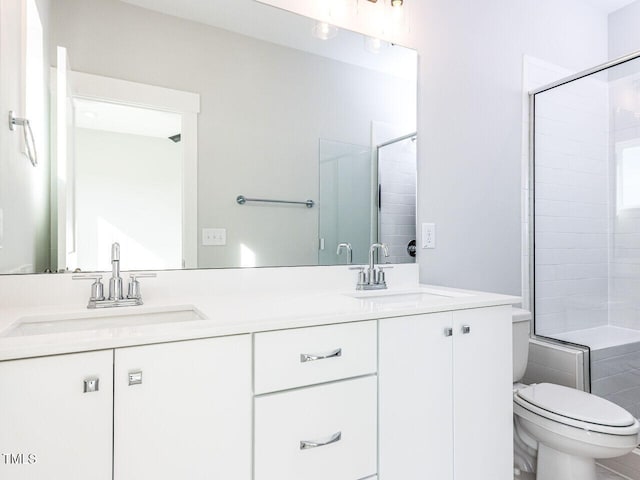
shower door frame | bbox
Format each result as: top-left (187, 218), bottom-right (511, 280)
top-left (528, 49), bottom-right (640, 394)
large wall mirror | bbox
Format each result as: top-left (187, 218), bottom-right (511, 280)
top-left (4, 0), bottom-right (418, 274)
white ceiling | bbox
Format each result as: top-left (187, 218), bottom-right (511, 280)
top-left (119, 0), bottom-right (417, 80)
top-left (580, 0), bottom-right (637, 13)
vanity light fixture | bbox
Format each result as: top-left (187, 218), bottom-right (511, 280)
top-left (367, 0), bottom-right (404, 6)
top-left (312, 21), bottom-right (338, 40)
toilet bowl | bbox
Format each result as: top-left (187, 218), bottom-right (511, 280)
top-left (511, 309), bottom-right (640, 480)
top-left (513, 383), bottom-right (639, 480)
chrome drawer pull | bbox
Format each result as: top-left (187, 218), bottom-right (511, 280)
top-left (300, 431), bottom-right (342, 450)
top-left (300, 348), bottom-right (342, 363)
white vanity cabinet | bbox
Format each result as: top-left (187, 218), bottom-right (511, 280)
top-left (113, 335), bottom-right (252, 480)
top-left (0, 350), bottom-right (114, 480)
top-left (379, 306), bottom-right (513, 480)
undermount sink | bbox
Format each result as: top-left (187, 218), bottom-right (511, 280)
top-left (349, 287), bottom-right (475, 306)
top-left (2, 306), bottom-right (206, 338)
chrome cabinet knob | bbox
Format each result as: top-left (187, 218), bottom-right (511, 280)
top-left (83, 377), bottom-right (100, 393)
top-left (128, 371), bottom-right (143, 386)
top-left (444, 327), bottom-right (453, 337)
top-left (462, 325), bottom-right (471, 334)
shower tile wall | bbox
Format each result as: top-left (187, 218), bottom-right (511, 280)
top-left (379, 139), bottom-right (417, 265)
top-left (534, 74), bottom-right (610, 337)
top-left (592, 344), bottom-right (640, 418)
top-left (609, 70), bottom-right (640, 330)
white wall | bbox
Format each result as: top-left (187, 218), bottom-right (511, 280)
top-left (75, 128), bottom-right (183, 271)
top-left (0, 0), bottom-right (51, 274)
top-left (609, 0), bottom-right (640, 59)
top-left (51, 0), bottom-right (416, 269)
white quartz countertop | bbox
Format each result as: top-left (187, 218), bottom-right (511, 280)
top-left (0, 284), bottom-right (520, 361)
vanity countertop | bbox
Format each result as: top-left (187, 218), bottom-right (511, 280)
top-left (0, 284), bottom-right (519, 361)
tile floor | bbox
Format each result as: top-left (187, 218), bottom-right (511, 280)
top-left (596, 465), bottom-right (631, 480)
top-left (515, 466), bottom-right (629, 480)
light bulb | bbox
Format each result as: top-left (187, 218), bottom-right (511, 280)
top-left (391, 0), bottom-right (403, 6)
top-left (312, 21), bottom-right (338, 40)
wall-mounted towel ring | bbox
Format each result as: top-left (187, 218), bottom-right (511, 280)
top-left (9, 111), bottom-right (38, 167)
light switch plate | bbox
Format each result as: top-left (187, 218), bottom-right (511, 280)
top-left (422, 223), bottom-right (436, 249)
top-left (202, 228), bottom-right (226, 246)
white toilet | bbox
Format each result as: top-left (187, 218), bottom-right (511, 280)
top-left (512, 309), bottom-right (640, 480)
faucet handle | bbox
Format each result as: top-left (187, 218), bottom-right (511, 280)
top-left (72, 274), bottom-right (105, 301)
top-left (127, 273), bottom-right (157, 300)
top-left (348, 266), bottom-right (367, 287)
top-left (129, 273), bottom-right (157, 280)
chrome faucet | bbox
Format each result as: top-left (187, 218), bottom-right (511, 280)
top-left (109, 243), bottom-right (124, 301)
top-left (73, 243), bottom-right (156, 309)
top-left (352, 243), bottom-right (391, 290)
top-left (336, 243), bottom-right (353, 265)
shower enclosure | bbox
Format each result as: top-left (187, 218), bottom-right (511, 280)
top-left (531, 51), bottom-right (640, 419)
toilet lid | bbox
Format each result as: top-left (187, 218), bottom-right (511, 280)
top-left (515, 383), bottom-right (636, 428)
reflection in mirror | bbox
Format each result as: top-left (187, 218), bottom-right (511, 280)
top-left (319, 140), bottom-right (373, 266)
top-left (74, 100), bottom-right (183, 271)
top-left (378, 132), bottom-right (417, 264)
top-left (5, 0), bottom-right (418, 274)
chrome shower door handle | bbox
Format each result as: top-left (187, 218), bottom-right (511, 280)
top-left (300, 431), bottom-right (342, 450)
top-left (300, 348), bottom-right (342, 363)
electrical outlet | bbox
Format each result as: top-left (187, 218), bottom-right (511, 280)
top-left (202, 228), bottom-right (226, 246)
top-left (422, 223), bottom-right (435, 249)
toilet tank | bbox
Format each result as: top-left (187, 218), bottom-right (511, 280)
top-left (513, 308), bottom-right (532, 383)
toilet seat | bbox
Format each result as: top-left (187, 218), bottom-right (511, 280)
top-left (514, 383), bottom-right (640, 436)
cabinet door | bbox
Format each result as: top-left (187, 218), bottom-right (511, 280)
top-left (0, 350), bottom-right (113, 480)
top-left (379, 313), bottom-right (454, 480)
top-left (114, 335), bottom-right (252, 480)
top-left (453, 306), bottom-right (512, 480)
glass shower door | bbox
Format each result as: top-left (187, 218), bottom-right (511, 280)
top-left (318, 140), bottom-right (372, 265)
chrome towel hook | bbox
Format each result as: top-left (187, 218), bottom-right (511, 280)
top-left (9, 111), bottom-right (38, 167)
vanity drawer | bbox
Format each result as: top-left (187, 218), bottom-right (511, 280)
top-left (254, 376), bottom-right (377, 480)
top-left (254, 320), bottom-right (377, 394)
